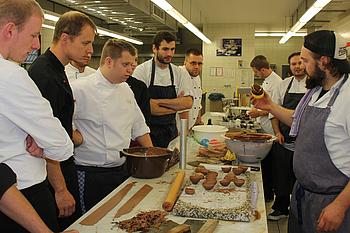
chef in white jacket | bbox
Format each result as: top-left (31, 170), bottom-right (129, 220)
top-left (0, 0), bottom-right (73, 231)
top-left (71, 39), bottom-right (152, 213)
top-left (248, 55), bottom-right (282, 202)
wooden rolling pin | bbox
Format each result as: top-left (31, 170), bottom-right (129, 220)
top-left (162, 170), bottom-right (185, 212)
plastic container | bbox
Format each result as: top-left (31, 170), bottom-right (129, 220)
top-left (192, 125), bottom-right (228, 143)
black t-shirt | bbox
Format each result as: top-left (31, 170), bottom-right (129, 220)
top-left (126, 76), bottom-right (151, 126)
top-left (317, 89), bottom-right (329, 101)
top-left (0, 163), bottom-right (16, 199)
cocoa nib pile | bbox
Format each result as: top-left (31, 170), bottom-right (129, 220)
top-left (114, 210), bottom-right (167, 232)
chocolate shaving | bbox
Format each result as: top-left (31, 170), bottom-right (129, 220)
top-left (113, 210), bottom-right (167, 233)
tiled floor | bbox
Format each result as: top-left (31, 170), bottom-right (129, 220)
top-left (265, 201), bottom-right (288, 233)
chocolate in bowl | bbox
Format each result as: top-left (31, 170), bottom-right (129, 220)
top-left (121, 147), bottom-right (174, 178)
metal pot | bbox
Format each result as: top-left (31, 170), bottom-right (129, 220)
top-left (121, 147), bottom-right (173, 179)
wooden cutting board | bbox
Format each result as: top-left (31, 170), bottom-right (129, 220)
top-left (114, 184), bottom-right (153, 218)
top-left (148, 219), bottom-right (205, 233)
top-left (80, 182), bottom-right (135, 225)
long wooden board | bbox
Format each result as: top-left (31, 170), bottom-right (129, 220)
top-left (80, 182), bottom-right (135, 225)
top-left (114, 184), bottom-right (153, 218)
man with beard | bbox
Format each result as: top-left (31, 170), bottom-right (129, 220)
top-left (177, 48), bottom-right (204, 131)
top-left (267, 52), bottom-right (307, 220)
top-left (252, 30), bottom-right (350, 233)
top-left (133, 31), bottom-right (193, 148)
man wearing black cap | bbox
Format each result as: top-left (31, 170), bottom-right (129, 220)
top-left (251, 30), bottom-right (350, 233)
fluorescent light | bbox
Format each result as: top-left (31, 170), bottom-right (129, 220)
top-left (42, 24), bottom-right (55, 30)
top-left (290, 21), bottom-right (305, 32)
top-left (183, 22), bottom-right (211, 44)
top-left (96, 28), bottom-right (143, 45)
top-left (44, 13), bottom-right (59, 22)
top-left (279, 0), bottom-right (332, 44)
top-left (151, 0), bottom-right (212, 44)
top-left (43, 11), bottom-right (143, 45)
top-left (151, 0), bottom-right (172, 11)
top-left (299, 7), bottom-right (322, 23)
top-left (167, 9), bottom-right (187, 24)
top-left (255, 32), bottom-right (307, 37)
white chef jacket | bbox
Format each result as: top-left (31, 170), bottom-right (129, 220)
top-left (176, 66), bottom-right (202, 130)
top-left (65, 63), bottom-right (96, 84)
top-left (258, 71), bottom-right (282, 135)
top-left (270, 76), bottom-right (307, 150)
top-left (307, 74), bottom-right (350, 177)
top-left (0, 54), bottom-right (73, 189)
top-left (71, 69), bottom-right (150, 167)
top-left (133, 59), bottom-right (193, 97)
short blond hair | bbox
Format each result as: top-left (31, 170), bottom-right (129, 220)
top-left (100, 39), bottom-right (137, 66)
top-left (0, 0), bottom-right (43, 31)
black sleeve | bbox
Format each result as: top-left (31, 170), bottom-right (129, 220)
top-left (0, 163), bottom-right (17, 199)
top-left (28, 63), bottom-right (61, 118)
top-left (139, 83), bottom-right (151, 126)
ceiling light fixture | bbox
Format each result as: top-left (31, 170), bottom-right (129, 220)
top-left (43, 11), bottom-right (143, 45)
top-left (255, 32), bottom-right (307, 37)
top-left (279, 0), bottom-right (332, 44)
top-left (151, 0), bottom-right (212, 44)
top-left (42, 24), bottom-right (55, 30)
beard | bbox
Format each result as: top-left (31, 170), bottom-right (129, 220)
top-left (305, 64), bottom-right (327, 89)
top-left (156, 53), bottom-right (172, 64)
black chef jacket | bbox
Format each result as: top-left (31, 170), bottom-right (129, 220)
top-left (126, 76), bottom-right (151, 126)
top-left (28, 49), bottom-right (74, 139)
top-left (28, 49), bottom-right (81, 230)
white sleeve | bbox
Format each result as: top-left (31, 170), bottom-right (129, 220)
top-left (177, 68), bottom-right (194, 97)
top-left (0, 70), bottom-right (73, 161)
top-left (269, 81), bottom-right (285, 119)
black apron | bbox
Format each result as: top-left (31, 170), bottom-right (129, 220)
top-left (148, 59), bottom-right (178, 148)
top-left (271, 78), bottom-right (305, 212)
top-left (279, 77), bottom-right (305, 143)
top-left (288, 74), bottom-right (350, 233)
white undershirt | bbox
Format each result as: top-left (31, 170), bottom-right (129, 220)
top-left (132, 59), bottom-right (193, 97)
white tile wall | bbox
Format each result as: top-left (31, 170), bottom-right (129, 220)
top-left (41, 28), bottom-right (54, 53)
top-left (202, 23), bottom-right (303, 111)
top-left (202, 23), bottom-right (255, 100)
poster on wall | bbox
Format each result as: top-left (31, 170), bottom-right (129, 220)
top-left (216, 38), bottom-right (242, 56)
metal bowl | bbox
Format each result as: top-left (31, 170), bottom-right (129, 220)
top-left (121, 147), bottom-right (173, 179)
top-left (224, 134), bottom-right (275, 163)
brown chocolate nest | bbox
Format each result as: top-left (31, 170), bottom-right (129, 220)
top-left (251, 84), bottom-right (263, 95)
